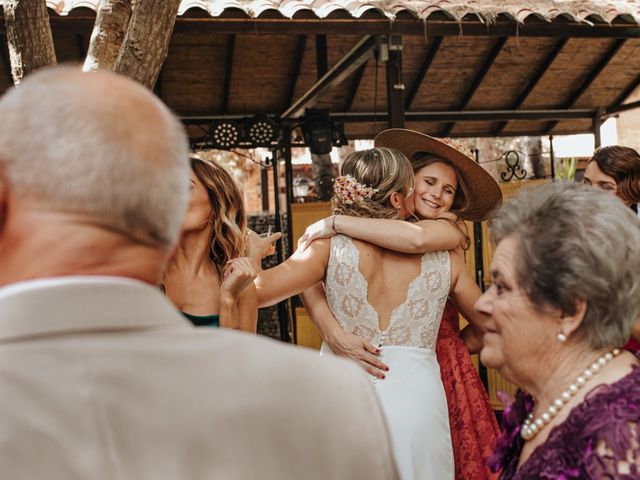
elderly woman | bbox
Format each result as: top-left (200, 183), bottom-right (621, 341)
top-left (475, 182), bottom-right (640, 479)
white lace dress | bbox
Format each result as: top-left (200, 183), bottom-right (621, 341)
top-left (321, 235), bottom-right (454, 480)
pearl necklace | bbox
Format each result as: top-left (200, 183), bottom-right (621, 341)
top-left (520, 348), bottom-right (621, 441)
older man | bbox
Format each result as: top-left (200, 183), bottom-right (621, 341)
top-left (0, 67), bottom-right (397, 480)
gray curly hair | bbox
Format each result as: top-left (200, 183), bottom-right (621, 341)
top-left (491, 181), bottom-right (640, 349)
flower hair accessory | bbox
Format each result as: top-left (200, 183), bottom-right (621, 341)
top-left (333, 175), bottom-right (379, 205)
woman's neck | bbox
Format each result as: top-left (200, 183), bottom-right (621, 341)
top-left (524, 343), bottom-right (609, 410)
top-left (169, 228), bottom-right (216, 278)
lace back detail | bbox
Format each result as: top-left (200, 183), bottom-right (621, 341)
top-left (325, 235), bottom-right (450, 349)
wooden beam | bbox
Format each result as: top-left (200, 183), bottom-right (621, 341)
top-left (386, 36), bottom-right (404, 128)
top-left (287, 35), bottom-right (307, 109)
top-left (183, 108), bottom-right (595, 125)
top-left (405, 36), bottom-right (442, 110)
top-left (442, 36), bottom-right (507, 136)
top-left (610, 70), bottom-right (640, 107)
top-left (282, 35), bottom-right (379, 119)
top-left (494, 37), bottom-right (568, 135)
top-left (221, 34), bottom-right (235, 115)
top-left (344, 62), bottom-right (367, 112)
top-left (545, 38), bottom-right (626, 133)
top-left (604, 99), bottom-right (640, 116)
top-left (315, 34), bottom-right (327, 80)
top-left (168, 18), bottom-right (640, 39)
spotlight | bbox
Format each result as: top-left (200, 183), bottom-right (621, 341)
top-left (209, 120), bottom-right (241, 150)
top-left (245, 114), bottom-right (280, 147)
top-left (302, 109), bottom-right (333, 155)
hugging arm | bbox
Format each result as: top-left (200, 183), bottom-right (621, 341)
top-left (301, 283), bottom-right (389, 379)
top-left (255, 239), bottom-right (330, 308)
top-left (448, 250), bottom-right (488, 354)
top-left (298, 214), bottom-right (466, 254)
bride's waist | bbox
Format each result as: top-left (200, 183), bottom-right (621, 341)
top-left (321, 342), bottom-right (437, 363)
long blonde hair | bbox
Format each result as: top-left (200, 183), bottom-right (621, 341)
top-left (190, 157), bottom-right (247, 270)
top-left (332, 147), bottom-right (414, 219)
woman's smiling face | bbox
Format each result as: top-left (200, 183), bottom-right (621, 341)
top-left (408, 161), bottom-right (458, 219)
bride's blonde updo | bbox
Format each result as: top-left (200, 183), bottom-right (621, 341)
top-left (331, 147), bottom-right (414, 219)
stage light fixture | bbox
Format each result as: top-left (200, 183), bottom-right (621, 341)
top-left (246, 114), bottom-right (280, 147)
top-left (210, 119), bottom-right (241, 150)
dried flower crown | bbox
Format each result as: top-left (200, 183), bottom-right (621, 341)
top-left (441, 137), bottom-right (474, 159)
top-left (333, 175), bottom-right (379, 205)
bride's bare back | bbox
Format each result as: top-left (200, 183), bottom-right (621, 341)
top-left (352, 239), bottom-right (423, 331)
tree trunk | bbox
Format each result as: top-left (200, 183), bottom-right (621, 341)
top-left (83, 0), bottom-right (132, 72)
top-left (3, 0), bottom-right (56, 85)
top-left (113, 0), bottom-right (181, 89)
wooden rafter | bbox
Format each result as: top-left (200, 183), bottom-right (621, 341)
top-left (282, 35), bottom-right (379, 119)
top-left (221, 34), bottom-right (235, 115)
top-left (315, 34), bottom-right (328, 79)
top-left (287, 35), bottom-right (307, 109)
top-left (545, 38), bottom-right (626, 133)
top-left (494, 37), bottom-right (568, 135)
top-left (441, 36), bottom-right (508, 136)
top-left (610, 70), bottom-right (640, 107)
top-left (405, 36), bottom-right (442, 110)
top-left (344, 61), bottom-right (367, 112)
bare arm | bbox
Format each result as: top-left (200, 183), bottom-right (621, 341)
top-left (219, 257), bottom-right (258, 330)
top-left (298, 214), bottom-right (465, 254)
top-left (448, 249), bottom-right (488, 354)
top-left (255, 239), bottom-right (330, 307)
top-left (237, 283), bottom-right (258, 332)
top-left (301, 283), bottom-right (389, 379)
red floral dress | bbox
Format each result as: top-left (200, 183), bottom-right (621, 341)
top-left (436, 302), bottom-right (500, 480)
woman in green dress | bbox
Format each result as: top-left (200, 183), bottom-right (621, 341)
top-left (163, 157), bottom-right (257, 330)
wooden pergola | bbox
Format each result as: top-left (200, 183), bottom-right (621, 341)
top-left (2, 1), bottom-right (640, 347)
top-left (2, 0), bottom-right (639, 144)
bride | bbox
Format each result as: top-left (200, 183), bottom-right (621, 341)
top-left (252, 147), bottom-right (488, 480)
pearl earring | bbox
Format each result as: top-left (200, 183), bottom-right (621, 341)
top-left (557, 332), bottom-right (567, 343)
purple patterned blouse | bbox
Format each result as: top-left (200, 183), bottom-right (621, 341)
top-left (490, 364), bottom-right (640, 479)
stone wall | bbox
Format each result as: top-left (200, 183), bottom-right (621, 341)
top-left (248, 213), bottom-right (290, 340)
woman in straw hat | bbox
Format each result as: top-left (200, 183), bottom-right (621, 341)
top-left (297, 129), bottom-right (502, 480)
top-left (252, 146), bottom-right (493, 480)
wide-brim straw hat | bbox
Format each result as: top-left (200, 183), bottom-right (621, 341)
top-left (375, 128), bottom-right (502, 222)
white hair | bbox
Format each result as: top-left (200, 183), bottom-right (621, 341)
top-left (0, 66), bottom-right (189, 246)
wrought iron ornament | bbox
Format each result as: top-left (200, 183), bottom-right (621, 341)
top-left (500, 150), bottom-right (527, 181)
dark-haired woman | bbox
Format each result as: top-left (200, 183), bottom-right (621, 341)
top-left (584, 145), bottom-right (640, 351)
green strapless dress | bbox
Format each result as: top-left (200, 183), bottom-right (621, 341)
top-left (182, 312), bottom-right (220, 328)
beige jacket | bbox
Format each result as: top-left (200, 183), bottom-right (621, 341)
top-left (0, 277), bottom-right (398, 480)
